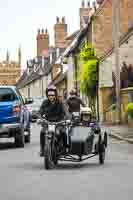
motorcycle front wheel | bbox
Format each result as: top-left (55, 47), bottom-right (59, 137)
top-left (44, 138), bottom-right (54, 170)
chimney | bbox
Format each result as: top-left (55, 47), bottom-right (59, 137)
top-left (54, 16), bottom-right (68, 48)
top-left (79, 0), bottom-right (91, 29)
top-left (37, 28), bottom-right (49, 57)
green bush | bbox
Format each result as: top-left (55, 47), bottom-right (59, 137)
top-left (126, 103), bottom-right (133, 119)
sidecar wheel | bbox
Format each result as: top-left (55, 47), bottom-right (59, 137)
top-left (53, 151), bottom-right (58, 165)
top-left (104, 131), bottom-right (108, 148)
top-left (53, 159), bottom-right (58, 165)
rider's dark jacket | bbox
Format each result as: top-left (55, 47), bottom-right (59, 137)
top-left (39, 99), bottom-right (66, 122)
top-left (66, 96), bottom-right (85, 113)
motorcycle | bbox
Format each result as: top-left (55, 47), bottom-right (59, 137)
top-left (38, 115), bottom-right (108, 170)
top-left (38, 117), bottom-right (71, 169)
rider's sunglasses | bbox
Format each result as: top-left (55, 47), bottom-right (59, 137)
top-left (48, 94), bottom-right (55, 97)
top-left (48, 94), bottom-right (55, 96)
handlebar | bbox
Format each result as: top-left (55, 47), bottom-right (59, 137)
top-left (37, 118), bottom-right (71, 126)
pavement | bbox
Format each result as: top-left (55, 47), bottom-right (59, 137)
top-left (102, 124), bottom-right (133, 143)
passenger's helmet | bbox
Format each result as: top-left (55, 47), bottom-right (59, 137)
top-left (70, 88), bottom-right (77, 96)
top-left (46, 85), bottom-right (57, 97)
top-left (80, 107), bottom-right (92, 122)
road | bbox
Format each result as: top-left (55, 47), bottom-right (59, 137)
top-left (0, 123), bottom-right (133, 200)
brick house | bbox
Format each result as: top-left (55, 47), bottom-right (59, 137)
top-left (93, 0), bottom-right (133, 123)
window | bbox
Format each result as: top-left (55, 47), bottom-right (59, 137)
top-left (0, 88), bottom-right (18, 102)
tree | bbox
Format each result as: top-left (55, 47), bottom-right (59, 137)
top-left (79, 43), bottom-right (98, 114)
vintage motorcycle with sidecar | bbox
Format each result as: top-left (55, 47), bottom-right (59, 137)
top-left (37, 108), bottom-right (108, 170)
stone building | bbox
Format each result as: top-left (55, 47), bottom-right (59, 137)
top-left (0, 48), bottom-right (21, 85)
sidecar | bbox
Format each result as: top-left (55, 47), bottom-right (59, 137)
top-left (58, 124), bottom-right (108, 165)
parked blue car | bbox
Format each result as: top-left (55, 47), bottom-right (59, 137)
top-left (0, 86), bottom-right (33, 147)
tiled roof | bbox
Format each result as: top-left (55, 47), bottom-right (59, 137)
top-left (65, 30), bottom-right (80, 41)
top-left (16, 59), bottom-right (51, 88)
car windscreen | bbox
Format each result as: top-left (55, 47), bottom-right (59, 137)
top-left (0, 88), bottom-right (18, 102)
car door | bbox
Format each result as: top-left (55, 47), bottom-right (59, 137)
top-left (15, 89), bottom-right (28, 128)
top-left (0, 87), bottom-right (19, 124)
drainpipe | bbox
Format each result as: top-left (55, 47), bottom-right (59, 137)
top-left (74, 53), bottom-right (78, 93)
top-left (28, 85), bottom-right (30, 98)
top-left (96, 61), bottom-right (100, 121)
top-left (112, 0), bottom-right (121, 123)
top-left (42, 77), bottom-right (44, 97)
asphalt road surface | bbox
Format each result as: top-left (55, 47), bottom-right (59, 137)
top-left (0, 123), bottom-right (133, 200)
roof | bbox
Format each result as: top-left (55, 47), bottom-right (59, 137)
top-left (101, 25), bottom-right (133, 61)
top-left (16, 58), bottom-right (51, 89)
top-left (15, 70), bottom-right (28, 87)
top-left (66, 24), bottom-right (90, 56)
top-left (49, 71), bottom-right (67, 86)
top-left (65, 30), bottom-right (80, 41)
top-left (51, 25), bottom-right (90, 85)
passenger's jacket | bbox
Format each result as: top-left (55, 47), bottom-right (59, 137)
top-left (39, 99), bottom-right (67, 122)
top-left (66, 96), bottom-right (85, 113)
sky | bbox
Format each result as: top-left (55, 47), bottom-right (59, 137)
top-left (0, 0), bottom-right (94, 70)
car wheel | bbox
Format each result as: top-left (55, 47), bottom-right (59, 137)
top-left (25, 129), bottom-right (31, 143)
top-left (15, 128), bottom-right (24, 148)
top-left (99, 143), bottom-right (105, 164)
top-left (98, 135), bottom-right (105, 164)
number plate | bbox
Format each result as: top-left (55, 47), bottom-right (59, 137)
top-left (48, 124), bottom-right (55, 132)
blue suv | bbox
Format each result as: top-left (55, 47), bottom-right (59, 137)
top-left (0, 86), bottom-right (32, 147)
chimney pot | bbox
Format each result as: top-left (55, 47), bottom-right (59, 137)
top-left (45, 28), bottom-right (48, 34)
top-left (82, 0), bottom-right (85, 8)
top-left (56, 16), bottom-right (59, 23)
top-left (37, 29), bottom-right (40, 34)
top-left (62, 17), bottom-right (65, 23)
top-left (41, 28), bottom-right (44, 34)
top-left (87, 1), bottom-right (90, 8)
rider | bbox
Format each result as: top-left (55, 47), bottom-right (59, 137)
top-left (66, 88), bottom-right (85, 113)
top-left (39, 85), bottom-right (68, 156)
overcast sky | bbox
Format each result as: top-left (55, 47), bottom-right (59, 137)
top-left (0, 0), bottom-right (94, 69)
